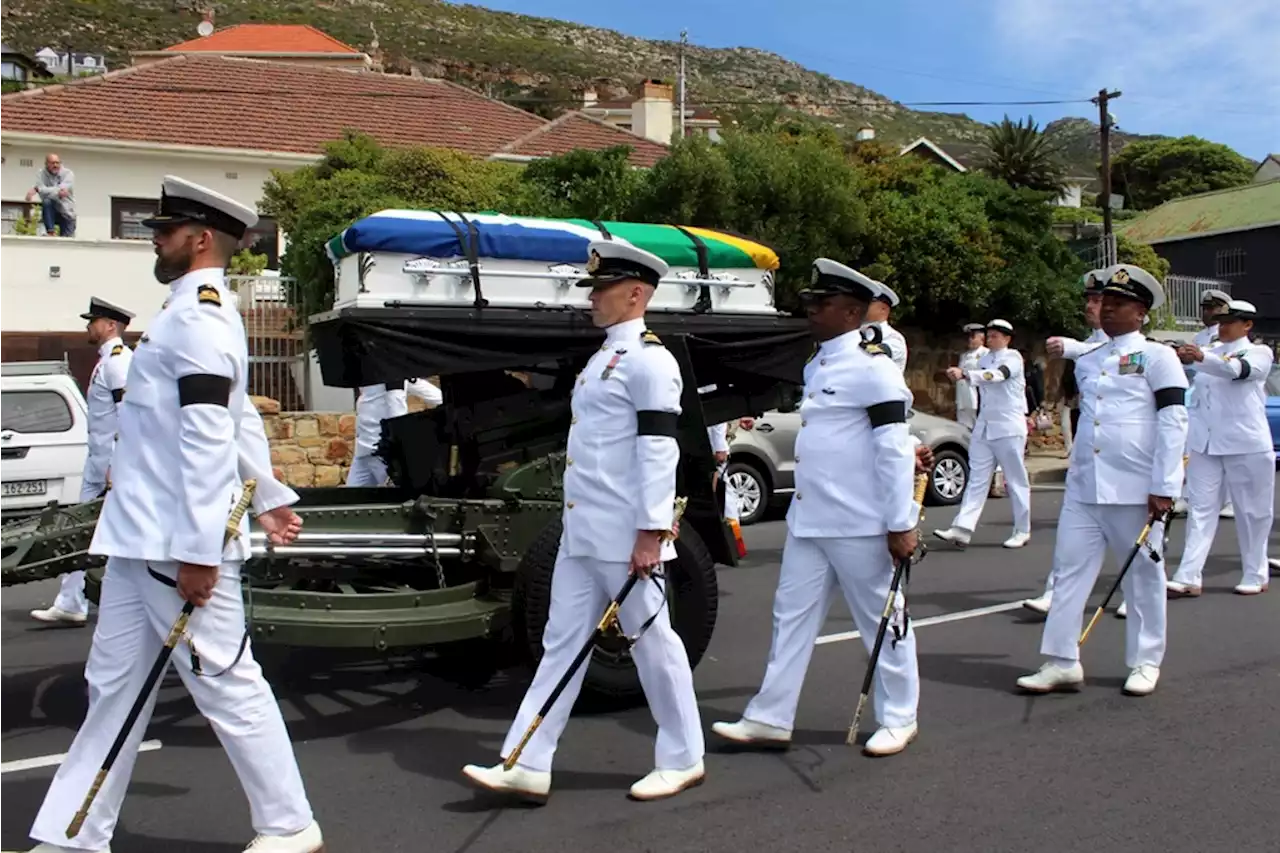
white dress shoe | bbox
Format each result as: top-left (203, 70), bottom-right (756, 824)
top-left (862, 722), bottom-right (918, 757)
top-left (27, 844), bottom-right (110, 853)
top-left (1123, 665), bottom-right (1160, 696)
top-left (1233, 581), bottom-right (1268, 596)
top-left (628, 760), bottom-right (705, 801)
top-left (710, 718), bottom-right (791, 747)
top-left (1172, 498), bottom-right (1189, 516)
top-left (29, 606), bottom-right (87, 625)
top-left (1115, 600), bottom-right (1127, 618)
top-left (1268, 558), bottom-right (1279, 574)
top-left (932, 527), bottom-right (971, 547)
top-left (1016, 661), bottom-right (1085, 693)
top-left (461, 761), bottom-right (551, 803)
top-left (1218, 503), bottom-right (1235, 519)
top-left (1020, 590), bottom-right (1053, 614)
top-left (1166, 581), bottom-right (1202, 598)
top-left (1002, 531), bottom-right (1031, 549)
top-left (243, 821), bottom-right (324, 852)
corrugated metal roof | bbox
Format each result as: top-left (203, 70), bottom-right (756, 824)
top-left (1120, 179), bottom-right (1280, 244)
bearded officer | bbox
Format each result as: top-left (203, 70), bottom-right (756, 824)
top-left (955, 323), bottom-right (987, 430)
top-left (1021, 268), bottom-right (1112, 615)
top-left (30, 298), bottom-right (135, 627)
top-left (462, 241), bottom-right (704, 803)
top-left (862, 280), bottom-right (908, 373)
top-left (1168, 300), bottom-right (1274, 596)
top-left (24, 176), bottom-right (323, 853)
top-left (935, 320), bottom-right (1032, 549)
top-left (711, 259), bottom-right (927, 757)
top-left (347, 377), bottom-right (442, 486)
top-left (1016, 265), bottom-right (1188, 697)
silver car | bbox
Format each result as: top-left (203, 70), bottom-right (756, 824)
top-left (726, 408), bottom-right (971, 525)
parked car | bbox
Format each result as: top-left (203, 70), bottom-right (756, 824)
top-left (1267, 364), bottom-right (1280, 463)
top-left (726, 407), bottom-right (972, 525)
top-left (1, 360), bottom-right (90, 519)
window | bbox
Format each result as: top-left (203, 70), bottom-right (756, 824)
top-left (111, 197), bottom-right (157, 240)
top-left (1, 390), bottom-right (74, 434)
top-left (243, 215), bottom-right (279, 268)
top-left (1215, 247), bottom-right (1246, 279)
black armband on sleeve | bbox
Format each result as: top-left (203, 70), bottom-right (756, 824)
top-left (1153, 387), bottom-right (1185, 410)
top-left (177, 374), bottom-right (232, 408)
top-left (111, 388), bottom-right (124, 403)
top-left (999, 365), bottom-right (1012, 379)
top-left (867, 401), bottom-right (908, 428)
top-left (636, 410), bottom-right (679, 438)
top-left (1234, 359), bottom-right (1252, 380)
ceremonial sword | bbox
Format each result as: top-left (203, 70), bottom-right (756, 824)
top-left (66, 479), bottom-right (258, 839)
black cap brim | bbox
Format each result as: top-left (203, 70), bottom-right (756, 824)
top-left (575, 274), bottom-right (633, 289)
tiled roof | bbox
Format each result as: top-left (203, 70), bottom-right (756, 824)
top-left (497, 112), bottom-right (670, 167)
top-left (1120, 179), bottom-right (1280, 244)
top-left (0, 55), bottom-right (592, 160)
top-left (162, 24), bottom-right (362, 54)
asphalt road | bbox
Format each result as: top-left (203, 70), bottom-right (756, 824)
top-left (3, 485), bottom-right (1278, 853)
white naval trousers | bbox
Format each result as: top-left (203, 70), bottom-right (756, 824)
top-left (743, 534), bottom-right (919, 731)
top-left (500, 551), bottom-right (704, 773)
top-left (950, 433), bottom-right (1031, 534)
top-left (54, 569), bottom-right (88, 615)
top-left (1172, 450), bottom-right (1275, 588)
top-left (1039, 501), bottom-right (1167, 668)
top-left (30, 557), bottom-right (313, 851)
top-left (345, 451), bottom-right (388, 486)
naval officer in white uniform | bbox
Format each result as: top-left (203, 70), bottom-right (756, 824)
top-left (1175, 288), bottom-right (1235, 517)
top-left (25, 176), bottom-right (323, 853)
top-left (955, 323), bottom-right (987, 430)
top-left (711, 259), bottom-right (927, 757)
top-left (30, 298), bottom-right (135, 627)
top-left (346, 377), bottom-right (443, 486)
top-left (1016, 265), bottom-right (1188, 698)
top-left (462, 240), bottom-right (705, 803)
top-left (1021, 269), bottom-right (1112, 615)
top-left (935, 319), bottom-right (1032, 549)
top-left (1168, 300), bottom-right (1274, 596)
top-left (862, 280), bottom-right (909, 374)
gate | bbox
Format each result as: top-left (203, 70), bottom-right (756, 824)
top-left (228, 275), bottom-right (310, 411)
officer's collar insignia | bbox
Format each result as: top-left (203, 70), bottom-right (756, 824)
top-left (586, 251), bottom-right (601, 273)
top-left (641, 329), bottom-right (662, 346)
top-left (197, 284), bottom-right (222, 307)
top-left (110, 344), bottom-right (124, 356)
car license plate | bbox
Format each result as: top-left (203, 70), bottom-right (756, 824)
top-left (2, 480), bottom-right (47, 497)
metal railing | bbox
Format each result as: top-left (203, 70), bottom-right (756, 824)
top-left (228, 274), bottom-right (311, 411)
top-left (1164, 274), bottom-right (1232, 329)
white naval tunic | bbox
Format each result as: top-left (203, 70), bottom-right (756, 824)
top-left (499, 317), bottom-right (702, 773)
top-left (1172, 337), bottom-right (1275, 589)
top-left (955, 345), bottom-right (988, 429)
top-left (1038, 331), bottom-right (1188, 669)
top-left (1180, 323), bottom-right (1229, 509)
top-left (346, 378), bottom-right (443, 486)
top-left (950, 347), bottom-right (1032, 535)
top-left (740, 329), bottom-right (920, 731)
top-left (53, 337), bottom-right (132, 615)
top-left (29, 268), bottom-right (314, 851)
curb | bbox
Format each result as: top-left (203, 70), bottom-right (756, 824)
top-left (1027, 464), bottom-right (1067, 484)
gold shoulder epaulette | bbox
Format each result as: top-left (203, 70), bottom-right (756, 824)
top-left (641, 329), bottom-right (663, 346)
top-left (860, 341), bottom-right (886, 356)
top-left (110, 344), bottom-right (124, 356)
top-left (197, 284), bottom-right (222, 307)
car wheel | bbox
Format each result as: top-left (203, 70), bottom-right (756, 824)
top-left (927, 449), bottom-right (968, 506)
top-left (725, 461), bottom-right (769, 526)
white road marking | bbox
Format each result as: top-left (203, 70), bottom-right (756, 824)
top-left (814, 601), bottom-right (1026, 646)
top-left (1, 740), bottom-right (161, 774)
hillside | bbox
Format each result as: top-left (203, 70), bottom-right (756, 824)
top-left (2, 0), bottom-right (1160, 178)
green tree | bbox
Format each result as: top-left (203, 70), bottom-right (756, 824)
top-left (1110, 136), bottom-right (1254, 210)
top-left (511, 146), bottom-right (645, 220)
top-left (977, 115), bottom-right (1068, 195)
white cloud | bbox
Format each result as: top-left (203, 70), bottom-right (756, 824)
top-left (990, 0), bottom-right (1280, 156)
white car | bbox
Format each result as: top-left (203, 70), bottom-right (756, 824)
top-left (1, 360), bottom-right (90, 518)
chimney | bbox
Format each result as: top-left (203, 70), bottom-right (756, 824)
top-left (855, 125), bottom-right (876, 141)
top-left (631, 78), bottom-right (674, 144)
top-left (582, 87), bottom-right (598, 109)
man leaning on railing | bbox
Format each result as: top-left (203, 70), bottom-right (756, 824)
top-left (24, 153), bottom-right (76, 237)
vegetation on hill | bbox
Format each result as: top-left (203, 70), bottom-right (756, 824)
top-left (4, 0), bottom-right (1174, 179)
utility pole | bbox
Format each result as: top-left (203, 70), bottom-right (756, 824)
top-left (678, 30), bottom-right (688, 140)
top-left (1094, 87), bottom-right (1122, 258)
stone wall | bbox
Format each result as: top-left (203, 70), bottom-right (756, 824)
top-left (252, 395), bottom-right (432, 488)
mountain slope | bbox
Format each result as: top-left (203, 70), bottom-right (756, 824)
top-left (1, 0), bottom-right (1162, 178)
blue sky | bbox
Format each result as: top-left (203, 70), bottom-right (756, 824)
top-left (467, 0), bottom-right (1279, 160)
